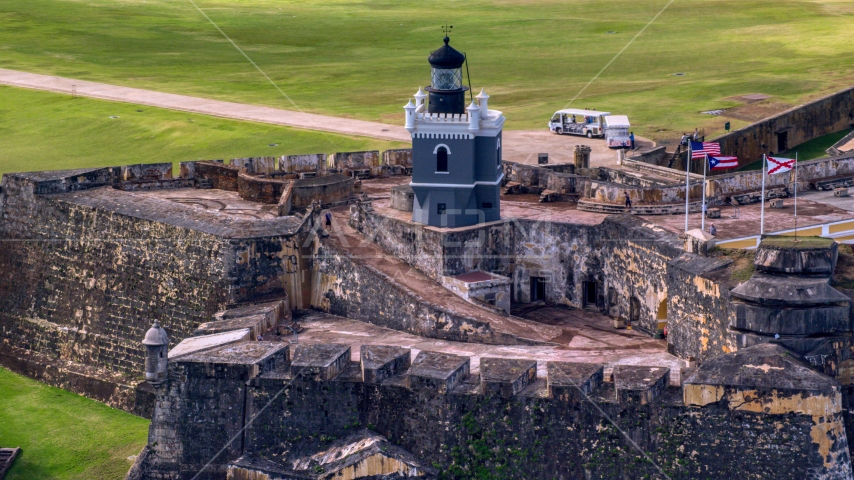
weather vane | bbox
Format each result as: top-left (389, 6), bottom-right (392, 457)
top-left (442, 23), bottom-right (453, 37)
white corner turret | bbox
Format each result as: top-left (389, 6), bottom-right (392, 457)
top-left (467, 101), bottom-right (480, 133)
top-left (414, 87), bottom-right (427, 108)
top-left (404, 99), bottom-right (417, 132)
top-left (143, 320), bottom-right (169, 386)
top-left (476, 89), bottom-right (490, 120)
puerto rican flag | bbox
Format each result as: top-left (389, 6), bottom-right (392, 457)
top-left (691, 141), bottom-right (721, 159)
top-left (767, 156), bottom-right (795, 175)
top-left (708, 155), bottom-right (739, 170)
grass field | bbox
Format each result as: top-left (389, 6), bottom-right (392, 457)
top-left (0, 86), bottom-right (404, 175)
top-left (2, 0), bottom-right (854, 141)
top-left (0, 367), bottom-right (149, 480)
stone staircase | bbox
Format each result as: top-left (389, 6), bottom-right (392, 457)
top-left (577, 199), bottom-right (703, 215)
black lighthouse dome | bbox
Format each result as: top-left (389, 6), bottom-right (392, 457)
top-left (426, 36), bottom-right (468, 115)
top-left (428, 36), bottom-right (466, 69)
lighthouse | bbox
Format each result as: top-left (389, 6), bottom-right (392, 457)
top-left (404, 36), bottom-right (504, 228)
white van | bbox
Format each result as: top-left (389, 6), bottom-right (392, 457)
top-left (604, 115), bottom-right (631, 149)
top-left (548, 109), bottom-right (610, 138)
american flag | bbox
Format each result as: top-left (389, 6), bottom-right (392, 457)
top-left (691, 141), bottom-right (721, 159)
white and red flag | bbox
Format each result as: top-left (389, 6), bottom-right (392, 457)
top-left (767, 156), bottom-right (795, 175)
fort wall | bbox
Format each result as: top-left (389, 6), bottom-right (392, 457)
top-left (237, 171), bottom-right (286, 204)
top-left (351, 204), bottom-right (736, 347)
top-left (136, 342), bottom-right (852, 480)
top-left (0, 170), bottom-right (301, 379)
top-left (311, 241), bottom-right (529, 345)
top-left (715, 86), bottom-right (854, 169)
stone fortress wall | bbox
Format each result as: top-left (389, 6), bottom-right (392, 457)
top-left (0, 165), bottom-right (315, 411)
top-left (3, 147), bottom-right (854, 478)
top-left (502, 142), bottom-right (854, 214)
top-left (348, 202), bottom-right (734, 346)
top-left (131, 340), bottom-right (851, 480)
top-left (714, 86), bottom-right (854, 170)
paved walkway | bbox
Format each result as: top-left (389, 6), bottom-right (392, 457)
top-left (0, 68), bottom-right (411, 142)
top-left (292, 311), bottom-right (683, 385)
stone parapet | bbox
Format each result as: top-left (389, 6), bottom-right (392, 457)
top-left (136, 341), bottom-right (853, 480)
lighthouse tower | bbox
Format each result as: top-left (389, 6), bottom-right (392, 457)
top-left (404, 36), bottom-right (504, 228)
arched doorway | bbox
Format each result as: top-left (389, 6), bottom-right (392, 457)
top-left (656, 298), bottom-right (668, 338)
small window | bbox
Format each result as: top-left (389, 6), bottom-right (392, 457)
top-left (550, 114), bottom-right (560, 123)
top-left (482, 202), bottom-right (493, 209)
top-left (436, 146), bottom-right (448, 172)
top-left (437, 203), bottom-right (446, 214)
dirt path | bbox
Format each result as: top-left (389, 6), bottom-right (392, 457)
top-left (0, 68), bottom-right (654, 160)
top-left (0, 68), bottom-right (411, 142)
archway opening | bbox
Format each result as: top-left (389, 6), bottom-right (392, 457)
top-left (656, 298), bottom-right (668, 338)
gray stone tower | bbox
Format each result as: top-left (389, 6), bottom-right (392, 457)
top-left (730, 236), bottom-right (851, 360)
top-left (142, 320), bottom-right (169, 386)
top-left (403, 36), bottom-right (505, 228)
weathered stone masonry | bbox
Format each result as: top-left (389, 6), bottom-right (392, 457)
top-left (350, 203), bottom-right (737, 344)
top-left (134, 342), bottom-right (852, 480)
top-left (0, 168), bottom-right (305, 380)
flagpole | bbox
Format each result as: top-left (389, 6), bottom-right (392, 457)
top-left (794, 152), bottom-right (798, 238)
top-left (684, 144), bottom-right (692, 232)
top-left (760, 154), bottom-right (766, 235)
top-left (701, 153), bottom-right (708, 232)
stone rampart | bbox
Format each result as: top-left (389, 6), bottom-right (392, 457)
top-left (121, 163), bottom-right (173, 182)
top-left (382, 148), bottom-right (413, 167)
top-left (332, 150), bottom-right (381, 177)
top-left (627, 145), bottom-right (669, 166)
top-left (311, 242), bottom-right (532, 345)
top-left (0, 170), bottom-right (304, 378)
top-left (195, 161), bottom-right (240, 191)
top-left (351, 205), bottom-right (737, 345)
top-left (714, 86), bottom-right (854, 168)
top-left (291, 174), bottom-right (354, 209)
top-left (237, 171), bottom-right (286, 204)
top-left (135, 341), bottom-right (852, 480)
top-left (280, 153), bottom-right (326, 174)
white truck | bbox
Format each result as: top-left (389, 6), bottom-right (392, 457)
top-left (548, 109), bottom-right (610, 138)
top-left (604, 115), bottom-right (631, 149)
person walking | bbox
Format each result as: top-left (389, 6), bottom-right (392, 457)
top-left (624, 191), bottom-right (632, 210)
top-left (629, 131), bottom-right (635, 150)
top-left (325, 212), bottom-right (332, 229)
top-left (692, 128), bottom-right (699, 142)
top-left (709, 223), bottom-right (717, 236)
top-left (680, 133), bottom-right (689, 147)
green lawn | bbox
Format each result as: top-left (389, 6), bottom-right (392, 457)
top-left (2, 0), bottom-right (854, 141)
top-left (786, 129), bottom-right (853, 161)
top-left (0, 367), bottom-right (149, 480)
top-left (0, 86), bottom-right (404, 176)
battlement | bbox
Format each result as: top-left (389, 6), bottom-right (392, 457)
top-left (139, 338), bottom-right (851, 479)
top-left (168, 336), bottom-right (841, 417)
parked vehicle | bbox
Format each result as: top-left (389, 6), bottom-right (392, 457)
top-left (604, 115), bottom-right (631, 149)
top-left (548, 109), bottom-right (610, 138)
